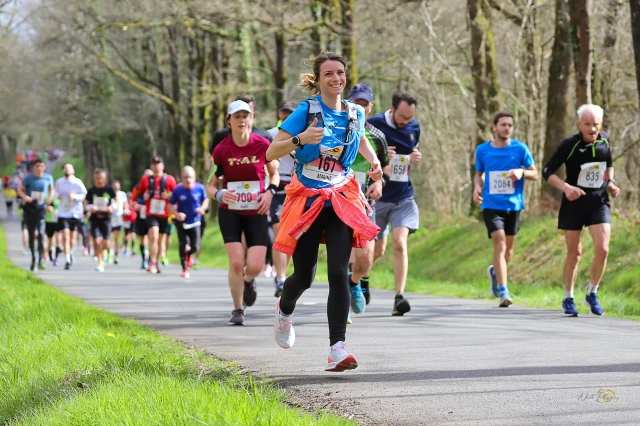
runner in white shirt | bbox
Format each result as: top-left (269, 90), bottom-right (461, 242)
top-left (54, 163), bottom-right (88, 270)
top-left (109, 180), bottom-right (129, 265)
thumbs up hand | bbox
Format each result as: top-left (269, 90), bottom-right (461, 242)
top-left (298, 117), bottom-right (324, 146)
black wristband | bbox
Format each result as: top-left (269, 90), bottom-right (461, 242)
top-left (267, 183), bottom-right (277, 192)
top-left (382, 173), bottom-right (390, 187)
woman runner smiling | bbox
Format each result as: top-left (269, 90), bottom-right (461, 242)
top-left (267, 52), bottom-right (382, 372)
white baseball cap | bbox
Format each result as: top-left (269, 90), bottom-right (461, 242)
top-left (227, 100), bottom-right (252, 116)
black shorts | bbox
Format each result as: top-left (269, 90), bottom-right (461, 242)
top-left (5, 201), bottom-right (13, 208)
top-left (112, 226), bottom-right (122, 232)
top-left (21, 220), bottom-right (27, 230)
top-left (90, 219), bottom-right (112, 239)
top-left (218, 207), bottom-right (269, 247)
top-left (58, 217), bottom-right (81, 232)
top-left (269, 193), bottom-right (286, 226)
top-left (146, 216), bottom-right (169, 234)
top-left (45, 222), bottom-right (57, 238)
top-left (135, 218), bottom-right (148, 236)
top-left (483, 209), bottom-right (521, 238)
top-left (558, 195), bottom-right (611, 231)
top-left (125, 222), bottom-right (136, 235)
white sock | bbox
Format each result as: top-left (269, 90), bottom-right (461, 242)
top-left (66, 254), bottom-right (71, 262)
top-left (588, 283), bottom-right (598, 294)
top-left (279, 309), bottom-right (291, 318)
top-left (565, 290), bottom-right (574, 299)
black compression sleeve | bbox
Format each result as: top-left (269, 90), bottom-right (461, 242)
top-left (542, 138), bottom-right (570, 181)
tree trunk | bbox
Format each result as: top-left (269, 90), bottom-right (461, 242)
top-left (631, 0), bottom-right (640, 104)
top-left (521, 0), bottom-right (543, 207)
top-left (165, 24), bottom-right (183, 174)
top-left (236, 0), bottom-right (253, 87)
top-left (481, 0), bottom-right (500, 114)
top-left (341, 0), bottom-right (357, 89)
top-left (310, 0), bottom-right (329, 55)
top-left (468, 0), bottom-right (488, 147)
top-left (571, 0), bottom-right (592, 105)
top-left (544, 0), bottom-right (573, 197)
top-left (82, 138), bottom-right (109, 181)
top-left (274, 31), bottom-right (288, 108)
top-left (600, 0), bottom-right (624, 131)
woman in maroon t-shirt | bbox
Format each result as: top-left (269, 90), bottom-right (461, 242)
top-left (208, 100), bottom-right (280, 326)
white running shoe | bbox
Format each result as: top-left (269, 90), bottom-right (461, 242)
top-left (274, 297), bottom-right (295, 349)
top-left (325, 341), bottom-right (358, 372)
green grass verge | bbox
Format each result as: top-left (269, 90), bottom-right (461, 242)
top-left (181, 211), bottom-right (640, 320)
top-left (0, 225), bottom-right (353, 425)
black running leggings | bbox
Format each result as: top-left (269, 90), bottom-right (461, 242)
top-left (279, 207), bottom-right (353, 346)
top-left (175, 222), bottom-right (201, 269)
top-left (24, 209), bottom-right (46, 262)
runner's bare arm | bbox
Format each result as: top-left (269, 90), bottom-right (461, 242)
top-left (358, 135), bottom-right (382, 180)
top-left (507, 164), bottom-right (538, 181)
top-left (606, 167), bottom-right (620, 198)
top-left (206, 174), bottom-right (238, 205)
top-left (257, 161), bottom-right (280, 215)
top-left (201, 194), bottom-right (210, 211)
top-left (16, 184), bottom-right (32, 203)
top-left (473, 172), bottom-right (484, 204)
top-left (47, 184), bottom-right (54, 205)
top-left (266, 160), bottom-right (280, 189)
top-left (267, 119), bottom-right (324, 161)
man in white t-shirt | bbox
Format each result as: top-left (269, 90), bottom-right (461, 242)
top-left (109, 180), bottom-right (129, 264)
top-left (54, 163), bottom-right (87, 270)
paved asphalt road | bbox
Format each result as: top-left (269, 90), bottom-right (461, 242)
top-left (3, 202), bottom-right (640, 425)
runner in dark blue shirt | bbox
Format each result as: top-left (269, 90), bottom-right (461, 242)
top-left (366, 90), bottom-right (422, 316)
top-left (169, 166), bottom-right (209, 278)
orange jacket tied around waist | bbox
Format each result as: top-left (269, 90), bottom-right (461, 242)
top-left (273, 174), bottom-right (381, 256)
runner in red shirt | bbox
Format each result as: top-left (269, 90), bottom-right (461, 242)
top-left (137, 157), bottom-right (177, 273)
top-left (207, 100), bottom-right (280, 325)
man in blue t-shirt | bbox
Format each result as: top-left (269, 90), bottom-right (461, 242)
top-left (367, 90), bottom-right (422, 316)
top-left (169, 166), bottom-right (209, 278)
top-left (17, 158), bottom-right (55, 271)
top-left (473, 111), bottom-right (538, 307)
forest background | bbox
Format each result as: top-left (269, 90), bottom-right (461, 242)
top-left (1, 0), bottom-right (640, 216)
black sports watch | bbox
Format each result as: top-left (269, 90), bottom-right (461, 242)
top-left (292, 136), bottom-right (301, 146)
top-left (607, 178), bottom-right (616, 185)
top-left (267, 184), bottom-right (278, 196)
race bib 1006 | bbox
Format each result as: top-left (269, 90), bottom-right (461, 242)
top-left (577, 162), bottom-right (606, 189)
top-left (390, 155), bottom-right (410, 182)
top-left (488, 171), bottom-right (515, 195)
top-left (227, 181), bottom-right (260, 211)
top-left (302, 146), bottom-right (345, 184)
top-left (149, 199), bottom-right (166, 215)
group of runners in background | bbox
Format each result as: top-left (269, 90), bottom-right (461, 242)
top-left (3, 51), bottom-right (620, 372)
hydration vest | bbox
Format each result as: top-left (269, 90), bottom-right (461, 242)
top-left (303, 98), bottom-right (360, 166)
